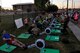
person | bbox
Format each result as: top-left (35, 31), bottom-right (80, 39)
top-left (2, 30), bottom-right (26, 48)
top-left (24, 18), bottom-right (29, 25)
top-left (42, 19), bottom-right (48, 28)
top-left (35, 14), bottom-right (43, 23)
top-left (28, 23), bottom-right (36, 34)
top-left (24, 18), bottom-right (30, 29)
top-left (63, 15), bottom-right (69, 33)
top-left (31, 27), bottom-right (41, 36)
top-left (73, 11), bottom-right (79, 23)
top-left (35, 20), bottom-right (43, 29)
top-left (60, 14), bottom-right (65, 23)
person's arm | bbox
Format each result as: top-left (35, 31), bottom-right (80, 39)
top-left (10, 34), bottom-right (16, 37)
top-left (38, 28), bottom-right (41, 33)
top-left (3, 38), bottom-right (11, 41)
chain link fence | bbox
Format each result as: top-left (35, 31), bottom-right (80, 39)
top-left (0, 11), bottom-right (38, 31)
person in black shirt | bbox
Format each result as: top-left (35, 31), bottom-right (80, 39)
top-left (28, 24), bottom-right (36, 34)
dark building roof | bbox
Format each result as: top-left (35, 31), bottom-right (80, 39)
top-left (13, 3), bottom-right (34, 6)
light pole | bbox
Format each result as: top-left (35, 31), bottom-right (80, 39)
top-left (72, 0), bottom-right (74, 12)
top-left (67, 0), bottom-right (69, 16)
top-left (72, 0), bottom-right (73, 9)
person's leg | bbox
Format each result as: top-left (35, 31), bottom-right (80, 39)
top-left (27, 44), bottom-right (35, 48)
top-left (14, 39), bottom-right (25, 46)
top-left (12, 40), bottom-right (23, 48)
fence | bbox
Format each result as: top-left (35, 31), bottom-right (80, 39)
top-left (0, 12), bottom-right (38, 31)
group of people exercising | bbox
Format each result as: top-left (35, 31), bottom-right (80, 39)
top-left (1, 12), bottom-right (69, 49)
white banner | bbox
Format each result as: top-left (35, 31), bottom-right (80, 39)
top-left (15, 18), bottom-right (23, 28)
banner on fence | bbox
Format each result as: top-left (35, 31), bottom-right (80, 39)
top-left (15, 18), bottom-right (23, 28)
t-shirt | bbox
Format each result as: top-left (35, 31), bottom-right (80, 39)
top-left (74, 13), bottom-right (79, 20)
top-left (2, 33), bottom-right (11, 39)
top-left (28, 26), bottom-right (34, 34)
top-left (36, 22), bottom-right (42, 29)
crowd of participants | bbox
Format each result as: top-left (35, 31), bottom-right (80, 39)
top-left (0, 11), bottom-right (74, 49)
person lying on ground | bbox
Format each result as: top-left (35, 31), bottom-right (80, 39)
top-left (28, 23), bottom-right (36, 34)
top-left (35, 20), bottom-right (43, 29)
top-left (2, 30), bottom-right (26, 48)
top-left (31, 27), bottom-right (41, 36)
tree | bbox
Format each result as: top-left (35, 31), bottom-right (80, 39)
top-left (45, 5), bottom-right (58, 13)
top-left (34, 0), bottom-right (50, 11)
top-left (34, 0), bottom-right (58, 12)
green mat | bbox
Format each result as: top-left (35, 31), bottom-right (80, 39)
top-left (40, 48), bottom-right (60, 53)
top-left (45, 35), bottom-right (59, 41)
top-left (54, 26), bottom-right (60, 29)
top-left (51, 30), bottom-right (61, 34)
top-left (56, 24), bottom-right (61, 26)
top-left (0, 44), bottom-right (16, 53)
top-left (17, 33), bottom-right (31, 39)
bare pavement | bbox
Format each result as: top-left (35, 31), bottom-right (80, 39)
top-left (68, 21), bottom-right (80, 41)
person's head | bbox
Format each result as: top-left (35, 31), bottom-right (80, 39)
top-left (47, 19), bottom-right (51, 22)
top-left (57, 14), bottom-right (59, 17)
top-left (1, 30), bottom-right (7, 34)
top-left (32, 27), bottom-right (40, 35)
top-left (31, 23), bottom-right (36, 28)
top-left (64, 15), bottom-right (68, 18)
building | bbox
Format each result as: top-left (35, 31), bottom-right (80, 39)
top-left (13, 3), bottom-right (37, 12)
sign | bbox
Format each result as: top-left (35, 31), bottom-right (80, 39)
top-left (15, 18), bottom-right (23, 28)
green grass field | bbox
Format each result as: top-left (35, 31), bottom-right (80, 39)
top-left (0, 27), bottom-right (80, 53)
top-left (0, 14), bottom-right (80, 53)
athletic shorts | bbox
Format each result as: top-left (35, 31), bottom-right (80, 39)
top-left (7, 37), bottom-right (15, 44)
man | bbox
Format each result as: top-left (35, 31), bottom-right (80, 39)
top-left (63, 15), bottom-right (69, 33)
top-left (2, 30), bottom-right (26, 48)
top-left (31, 27), bottom-right (40, 36)
top-left (28, 23), bottom-right (36, 34)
